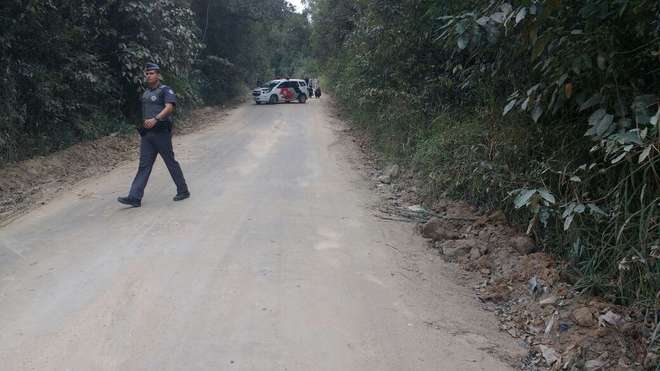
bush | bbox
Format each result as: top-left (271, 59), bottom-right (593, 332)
top-left (310, 0), bottom-right (659, 305)
top-left (0, 0), bottom-right (201, 163)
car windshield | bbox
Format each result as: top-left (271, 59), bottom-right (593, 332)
top-left (266, 81), bottom-right (280, 91)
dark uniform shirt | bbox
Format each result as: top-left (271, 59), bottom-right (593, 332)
top-left (140, 84), bottom-right (176, 134)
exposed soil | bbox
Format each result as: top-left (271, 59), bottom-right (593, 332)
top-left (328, 100), bottom-right (658, 370)
top-left (0, 100), bottom-right (242, 226)
top-left (1, 95), bottom-right (656, 369)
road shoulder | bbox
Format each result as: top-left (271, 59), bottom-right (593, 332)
top-left (317, 95), bottom-right (527, 368)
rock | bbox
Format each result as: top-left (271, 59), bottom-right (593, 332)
top-left (527, 325), bottom-right (543, 334)
top-left (479, 282), bottom-right (510, 302)
top-left (573, 307), bottom-right (596, 327)
top-left (443, 246), bottom-right (470, 258)
top-left (587, 299), bottom-right (609, 311)
top-left (528, 276), bottom-right (541, 295)
top-left (439, 239), bottom-right (481, 258)
top-left (544, 312), bottom-right (558, 335)
top-left (421, 217), bottom-right (460, 241)
top-left (598, 310), bottom-right (623, 327)
top-left (456, 239), bottom-right (480, 249)
top-left (407, 205), bottom-right (426, 213)
top-left (377, 164), bottom-right (400, 184)
top-left (539, 295), bottom-right (558, 306)
top-left (510, 235), bottom-right (535, 255)
top-left (476, 255), bottom-right (490, 269)
top-left (384, 164), bottom-right (400, 178)
top-left (595, 327), bottom-right (609, 337)
top-left (477, 228), bottom-right (493, 242)
top-left (469, 247), bottom-right (482, 260)
top-left (539, 344), bottom-right (561, 366)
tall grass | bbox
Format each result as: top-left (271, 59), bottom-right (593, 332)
top-left (329, 80), bottom-right (658, 306)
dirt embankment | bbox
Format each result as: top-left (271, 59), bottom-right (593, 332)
top-left (418, 207), bottom-right (656, 370)
top-left (332, 103), bottom-right (658, 370)
top-left (0, 103), bottom-right (238, 226)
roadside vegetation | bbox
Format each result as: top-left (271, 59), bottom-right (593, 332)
top-left (307, 0), bottom-right (659, 309)
top-left (0, 0), bottom-right (311, 163)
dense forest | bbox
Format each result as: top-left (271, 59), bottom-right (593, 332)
top-left (0, 0), bottom-right (312, 163)
top-left (307, 0), bottom-right (659, 306)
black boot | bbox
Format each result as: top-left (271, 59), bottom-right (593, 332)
top-left (117, 196), bottom-right (141, 207)
top-left (173, 192), bottom-right (190, 201)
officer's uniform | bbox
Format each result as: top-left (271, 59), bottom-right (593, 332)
top-left (127, 83), bottom-right (189, 200)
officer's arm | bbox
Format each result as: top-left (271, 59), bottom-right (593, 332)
top-left (155, 103), bottom-right (174, 121)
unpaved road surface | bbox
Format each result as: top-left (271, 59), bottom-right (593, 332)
top-left (0, 99), bottom-right (523, 370)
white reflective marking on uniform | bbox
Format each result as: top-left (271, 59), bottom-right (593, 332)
top-left (151, 96), bottom-right (157, 101)
top-left (168, 89), bottom-right (174, 94)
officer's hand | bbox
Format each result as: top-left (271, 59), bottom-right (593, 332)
top-left (144, 118), bottom-right (157, 129)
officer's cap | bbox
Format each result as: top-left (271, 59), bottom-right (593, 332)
top-left (144, 63), bottom-right (160, 72)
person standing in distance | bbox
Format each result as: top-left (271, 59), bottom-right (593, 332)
top-left (117, 63), bottom-right (190, 207)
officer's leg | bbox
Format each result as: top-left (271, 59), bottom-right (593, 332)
top-left (153, 131), bottom-right (189, 195)
top-left (128, 134), bottom-right (158, 200)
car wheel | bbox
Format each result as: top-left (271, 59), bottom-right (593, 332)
top-left (269, 95), bottom-right (278, 104)
top-left (298, 94), bottom-right (307, 104)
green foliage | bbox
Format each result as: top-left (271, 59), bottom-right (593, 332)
top-left (310, 0), bottom-right (659, 305)
top-left (0, 0), bottom-right (312, 163)
top-left (0, 0), bottom-right (201, 162)
top-left (191, 0), bottom-right (312, 100)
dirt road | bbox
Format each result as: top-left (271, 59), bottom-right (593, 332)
top-left (0, 99), bottom-right (523, 370)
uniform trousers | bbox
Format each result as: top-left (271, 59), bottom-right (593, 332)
top-left (129, 129), bottom-right (188, 200)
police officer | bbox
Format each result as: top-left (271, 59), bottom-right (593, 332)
top-left (118, 63), bottom-right (190, 207)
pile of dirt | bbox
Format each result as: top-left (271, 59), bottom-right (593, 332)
top-left (0, 102), bottom-right (239, 225)
top-left (418, 207), bottom-right (657, 370)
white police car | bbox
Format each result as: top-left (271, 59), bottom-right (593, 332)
top-left (253, 79), bottom-right (309, 104)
